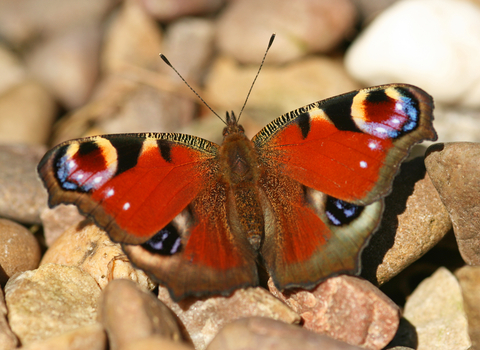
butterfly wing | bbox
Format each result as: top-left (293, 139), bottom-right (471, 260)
top-left (38, 133), bottom-right (258, 300)
top-left (253, 84), bottom-right (436, 290)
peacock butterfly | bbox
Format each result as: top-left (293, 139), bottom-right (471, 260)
top-left (38, 39), bottom-right (437, 301)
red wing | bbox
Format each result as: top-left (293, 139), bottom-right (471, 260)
top-left (253, 84), bottom-right (437, 205)
top-left (259, 170), bottom-right (383, 290)
top-left (123, 179), bottom-right (258, 301)
top-left (38, 133), bottom-right (219, 244)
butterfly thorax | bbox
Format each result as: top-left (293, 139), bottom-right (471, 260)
top-left (219, 113), bottom-right (264, 251)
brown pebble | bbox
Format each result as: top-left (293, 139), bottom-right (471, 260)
top-left (5, 263), bottom-right (101, 345)
top-left (0, 288), bottom-right (18, 349)
top-left (455, 265), bottom-right (480, 349)
top-left (425, 142), bottom-right (480, 265)
top-left (41, 222), bottom-right (155, 291)
top-left (20, 323), bottom-right (106, 350)
top-left (207, 317), bottom-right (364, 350)
top-left (0, 218), bottom-right (41, 284)
top-left (120, 335), bottom-right (194, 350)
top-left (269, 276), bottom-right (399, 350)
top-left (158, 287), bottom-right (300, 350)
top-left (40, 204), bottom-right (85, 246)
top-left (98, 279), bottom-right (182, 350)
top-left (361, 157), bottom-right (452, 285)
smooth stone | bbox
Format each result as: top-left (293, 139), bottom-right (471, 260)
top-left (361, 157), bottom-right (452, 285)
top-left (269, 276), bottom-right (399, 350)
top-left (403, 267), bottom-right (471, 350)
top-left (0, 218), bottom-right (41, 284)
top-left (0, 0), bottom-right (116, 45)
top-left (41, 222), bottom-right (155, 291)
top-left (139, 0), bottom-right (224, 22)
top-left (455, 265), bottom-right (480, 349)
top-left (216, 0), bottom-right (357, 63)
top-left (206, 317), bottom-right (365, 350)
top-left (26, 21), bottom-right (102, 109)
top-left (102, 0), bottom-right (163, 73)
top-left (0, 44), bottom-right (26, 96)
top-left (431, 105), bottom-right (480, 143)
top-left (40, 205), bottom-right (85, 246)
top-left (5, 264), bottom-right (101, 345)
top-left (0, 80), bottom-right (56, 145)
top-left (158, 287), bottom-right (300, 350)
top-left (425, 143), bottom-right (480, 265)
top-left (0, 144), bottom-right (48, 224)
top-left (120, 336), bottom-right (195, 350)
top-left (20, 323), bottom-right (106, 350)
top-left (98, 279), bottom-right (182, 350)
top-left (345, 0), bottom-right (480, 107)
top-left (0, 288), bottom-right (18, 349)
top-left (203, 55), bottom-right (360, 142)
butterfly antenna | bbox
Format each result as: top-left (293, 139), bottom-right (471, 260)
top-left (237, 33), bottom-right (276, 122)
top-left (159, 54), bottom-right (225, 125)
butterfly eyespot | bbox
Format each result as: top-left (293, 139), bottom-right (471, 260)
top-left (325, 197), bottom-right (364, 227)
top-left (142, 224), bottom-right (182, 256)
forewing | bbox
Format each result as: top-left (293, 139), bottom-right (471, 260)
top-left (253, 84), bottom-right (436, 205)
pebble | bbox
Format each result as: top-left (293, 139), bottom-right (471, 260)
top-left (0, 0), bottom-right (115, 46)
top-left (403, 267), bottom-right (471, 350)
top-left (41, 222), bottom-right (155, 291)
top-left (40, 205), bottom-right (85, 246)
top-left (455, 266), bottom-right (480, 348)
top-left (26, 21), bottom-right (102, 109)
top-left (139, 0), bottom-right (224, 22)
top-left (206, 317), bottom-right (364, 350)
top-left (4, 263), bottom-right (101, 345)
top-left (268, 276), bottom-right (399, 350)
top-left (98, 279), bottom-right (182, 350)
top-left (158, 287), bottom-right (300, 350)
top-left (0, 144), bottom-right (48, 224)
top-left (0, 289), bottom-right (17, 350)
top-left (0, 219), bottom-right (41, 285)
top-left (216, 0), bottom-right (357, 64)
top-left (120, 336), bottom-right (195, 350)
top-left (20, 323), bottom-right (106, 350)
top-left (361, 157), bottom-right (452, 285)
top-left (0, 44), bottom-right (26, 96)
top-left (0, 80), bottom-right (57, 145)
top-left (204, 55), bottom-right (360, 142)
top-left (425, 143), bottom-right (480, 265)
top-left (345, 0), bottom-right (480, 107)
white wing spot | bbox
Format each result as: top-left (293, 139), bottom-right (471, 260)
top-left (106, 189), bottom-right (114, 198)
top-left (123, 202), bottom-right (130, 211)
top-left (68, 160), bottom-right (76, 169)
top-left (93, 176), bottom-right (103, 184)
top-left (360, 161), bottom-right (368, 168)
top-left (76, 174), bottom-right (84, 180)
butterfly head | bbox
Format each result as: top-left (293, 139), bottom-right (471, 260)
top-left (223, 111), bottom-right (245, 138)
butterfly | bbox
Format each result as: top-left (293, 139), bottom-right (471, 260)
top-left (38, 82), bottom-right (436, 301)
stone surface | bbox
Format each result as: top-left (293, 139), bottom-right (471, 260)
top-left (455, 265), bottom-right (480, 349)
top-left (216, 0), bottom-right (357, 63)
top-left (0, 0), bottom-right (116, 45)
top-left (204, 55), bottom-right (360, 142)
top-left (40, 205), bottom-right (85, 246)
top-left (0, 218), bottom-right (41, 284)
top-left (158, 287), bottom-right (300, 350)
top-left (345, 0), bottom-right (480, 107)
top-left (0, 288), bottom-right (18, 350)
top-left (403, 267), bottom-right (471, 350)
top-left (0, 144), bottom-right (48, 224)
top-left (102, 0), bottom-right (163, 74)
top-left (139, 0), bottom-right (224, 22)
top-left (0, 44), bottom-right (26, 96)
top-left (207, 317), bottom-right (364, 350)
top-left (98, 279), bottom-right (182, 350)
top-left (26, 21), bottom-right (102, 109)
top-left (361, 157), bottom-right (452, 285)
top-left (269, 276), bottom-right (399, 350)
top-left (425, 143), bottom-right (480, 265)
top-left (41, 222), bottom-right (155, 291)
top-left (121, 336), bottom-right (194, 350)
top-left (0, 80), bottom-right (56, 145)
top-left (20, 323), bottom-right (106, 350)
top-left (5, 263), bottom-right (101, 345)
